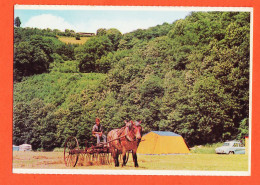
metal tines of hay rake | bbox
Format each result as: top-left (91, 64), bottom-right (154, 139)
top-left (77, 153), bottom-right (111, 166)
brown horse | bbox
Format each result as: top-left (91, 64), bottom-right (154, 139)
top-left (107, 120), bottom-right (142, 167)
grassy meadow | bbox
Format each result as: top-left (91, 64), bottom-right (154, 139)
top-left (13, 151), bottom-right (248, 171)
top-left (58, 36), bottom-right (90, 44)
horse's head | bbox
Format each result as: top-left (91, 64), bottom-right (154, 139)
top-left (125, 120), bottom-right (142, 142)
top-left (133, 120), bottom-right (142, 141)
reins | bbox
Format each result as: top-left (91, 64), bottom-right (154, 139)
top-left (106, 134), bottom-right (127, 144)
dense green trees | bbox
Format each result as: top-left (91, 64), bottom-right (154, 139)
top-left (55, 43), bottom-right (77, 61)
top-left (13, 27), bottom-right (81, 81)
top-left (101, 11), bottom-right (250, 145)
top-left (13, 73), bottom-right (107, 150)
top-left (13, 11), bottom-right (250, 150)
top-left (76, 36), bottom-right (113, 72)
top-left (14, 36), bottom-right (54, 81)
top-left (76, 28), bottom-right (122, 73)
top-left (13, 99), bottom-right (58, 150)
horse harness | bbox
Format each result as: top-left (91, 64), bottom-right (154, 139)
top-left (107, 125), bottom-right (136, 146)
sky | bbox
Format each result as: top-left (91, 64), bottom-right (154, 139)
top-left (14, 6), bottom-right (191, 34)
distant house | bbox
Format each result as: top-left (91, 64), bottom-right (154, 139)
top-left (78, 32), bottom-right (95, 36)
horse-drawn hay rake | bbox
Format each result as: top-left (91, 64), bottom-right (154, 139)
top-left (64, 121), bottom-right (142, 167)
top-left (64, 136), bottom-right (129, 167)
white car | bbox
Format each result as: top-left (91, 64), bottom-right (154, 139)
top-left (215, 141), bottom-right (245, 154)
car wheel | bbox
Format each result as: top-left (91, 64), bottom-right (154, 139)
top-left (229, 151), bottom-right (234, 155)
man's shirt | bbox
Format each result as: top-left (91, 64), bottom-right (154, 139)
top-left (92, 124), bottom-right (103, 132)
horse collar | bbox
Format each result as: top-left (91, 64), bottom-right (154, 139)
top-left (119, 126), bottom-right (135, 142)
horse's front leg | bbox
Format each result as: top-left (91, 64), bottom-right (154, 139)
top-left (115, 149), bottom-right (120, 167)
top-left (122, 148), bottom-right (127, 167)
top-left (132, 149), bottom-right (139, 167)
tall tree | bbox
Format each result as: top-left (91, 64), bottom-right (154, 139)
top-left (14, 17), bottom-right (21, 27)
top-left (96, 28), bottom-right (107, 36)
top-left (106, 28), bottom-right (122, 50)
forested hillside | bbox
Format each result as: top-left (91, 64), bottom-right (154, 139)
top-left (13, 11), bottom-right (250, 150)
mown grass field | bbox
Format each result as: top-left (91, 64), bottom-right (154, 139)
top-left (13, 151), bottom-right (248, 171)
top-left (58, 36), bottom-right (90, 44)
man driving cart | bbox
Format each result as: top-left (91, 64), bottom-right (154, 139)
top-left (92, 117), bottom-right (107, 144)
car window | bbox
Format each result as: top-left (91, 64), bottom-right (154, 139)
top-left (233, 143), bottom-right (238, 147)
top-left (223, 143), bottom-right (229, 146)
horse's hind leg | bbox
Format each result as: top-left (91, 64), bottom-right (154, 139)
top-left (132, 149), bottom-right (139, 167)
top-left (115, 152), bottom-right (119, 167)
top-left (110, 148), bottom-right (119, 167)
top-left (122, 148), bottom-right (127, 167)
top-left (113, 149), bottom-right (119, 167)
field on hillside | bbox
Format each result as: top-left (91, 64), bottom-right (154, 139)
top-left (58, 36), bottom-right (90, 44)
top-left (13, 151), bottom-right (248, 171)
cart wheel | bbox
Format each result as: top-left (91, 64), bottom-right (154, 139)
top-left (64, 136), bottom-right (79, 167)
